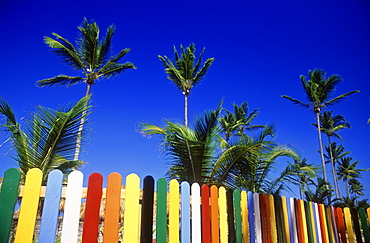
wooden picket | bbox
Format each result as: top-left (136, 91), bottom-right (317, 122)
top-left (1, 167), bottom-right (370, 242)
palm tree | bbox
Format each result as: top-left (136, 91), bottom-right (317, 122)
top-left (336, 157), bottom-right (368, 198)
top-left (348, 178), bottom-right (365, 196)
top-left (0, 96), bottom-right (91, 182)
top-left (290, 158), bottom-right (318, 199)
top-left (158, 43), bottom-right (214, 127)
top-left (141, 102), bottom-right (222, 184)
top-left (37, 18), bottom-right (136, 161)
top-left (324, 142), bottom-right (350, 197)
top-left (281, 69), bottom-right (359, 184)
top-left (210, 125), bottom-right (299, 193)
top-left (313, 111), bottom-right (351, 198)
top-left (304, 177), bottom-right (334, 205)
top-left (218, 102), bottom-right (264, 143)
top-left (141, 101), bottom-right (302, 192)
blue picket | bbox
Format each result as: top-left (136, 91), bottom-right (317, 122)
top-left (38, 170), bottom-right (63, 243)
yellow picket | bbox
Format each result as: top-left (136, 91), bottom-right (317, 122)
top-left (241, 191), bottom-right (249, 243)
top-left (218, 187), bottom-right (227, 243)
top-left (169, 179), bottom-right (179, 243)
top-left (343, 207), bottom-right (355, 243)
top-left (123, 173), bottom-right (141, 243)
top-left (269, 194), bottom-right (277, 243)
top-left (281, 196), bottom-right (290, 243)
top-left (14, 168), bottom-right (42, 243)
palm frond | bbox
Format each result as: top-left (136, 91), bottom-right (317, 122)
top-left (36, 75), bottom-right (85, 87)
top-left (99, 62), bottom-right (136, 78)
top-left (44, 34), bottom-right (85, 70)
top-left (281, 95), bottom-right (310, 109)
top-left (0, 96), bottom-right (91, 182)
top-left (323, 90), bottom-right (360, 107)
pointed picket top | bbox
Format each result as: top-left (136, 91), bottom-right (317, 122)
top-left (181, 181), bottom-right (190, 243)
top-left (0, 168), bottom-right (21, 243)
top-left (123, 173), bottom-right (141, 243)
top-left (14, 168), bottom-right (43, 243)
top-left (39, 169), bottom-right (63, 243)
top-left (61, 170), bottom-right (84, 243)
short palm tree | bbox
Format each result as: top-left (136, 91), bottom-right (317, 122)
top-left (290, 158), bottom-right (318, 199)
top-left (141, 102), bottom-right (222, 184)
top-left (210, 125), bottom-right (299, 193)
top-left (304, 177), bottom-right (334, 205)
top-left (313, 110), bottom-right (351, 198)
top-left (37, 18), bottom-right (136, 160)
top-left (281, 69), bottom-right (359, 184)
top-left (158, 43), bottom-right (214, 127)
top-left (0, 96), bottom-right (91, 182)
top-left (337, 157), bottom-right (368, 198)
top-left (348, 178), bottom-right (365, 196)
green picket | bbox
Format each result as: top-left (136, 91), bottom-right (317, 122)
top-left (0, 168), bottom-right (21, 242)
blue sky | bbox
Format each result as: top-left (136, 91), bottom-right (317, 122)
top-left (1, 0), bottom-right (369, 198)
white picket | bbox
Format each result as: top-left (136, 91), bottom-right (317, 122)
top-left (61, 171), bottom-right (84, 243)
top-left (191, 183), bottom-right (201, 243)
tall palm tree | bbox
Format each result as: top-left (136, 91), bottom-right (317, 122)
top-left (0, 96), bottom-right (91, 182)
top-left (324, 142), bottom-right (350, 197)
top-left (313, 111), bottom-right (351, 198)
top-left (336, 157), bottom-right (368, 198)
top-left (218, 102), bottom-right (264, 143)
top-left (158, 43), bottom-right (214, 127)
top-left (281, 69), bottom-right (359, 184)
top-left (37, 18), bottom-right (136, 161)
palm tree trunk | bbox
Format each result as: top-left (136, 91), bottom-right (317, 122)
top-left (184, 93), bottom-right (189, 127)
top-left (345, 179), bottom-right (350, 198)
top-left (73, 84), bottom-right (91, 161)
top-left (327, 137), bottom-right (341, 199)
top-left (316, 112), bottom-right (329, 184)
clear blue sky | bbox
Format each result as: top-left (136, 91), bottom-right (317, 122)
top-left (1, 0), bottom-right (369, 198)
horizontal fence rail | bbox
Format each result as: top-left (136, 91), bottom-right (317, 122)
top-left (0, 168), bottom-right (370, 242)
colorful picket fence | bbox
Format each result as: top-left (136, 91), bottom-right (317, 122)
top-left (0, 168), bottom-right (370, 243)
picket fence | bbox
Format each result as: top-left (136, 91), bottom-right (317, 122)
top-left (0, 168), bottom-right (370, 243)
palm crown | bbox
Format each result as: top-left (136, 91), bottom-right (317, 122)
top-left (282, 69), bottom-right (359, 113)
top-left (159, 43), bottom-right (214, 126)
top-left (37, 18), bottom-right (136, 95)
